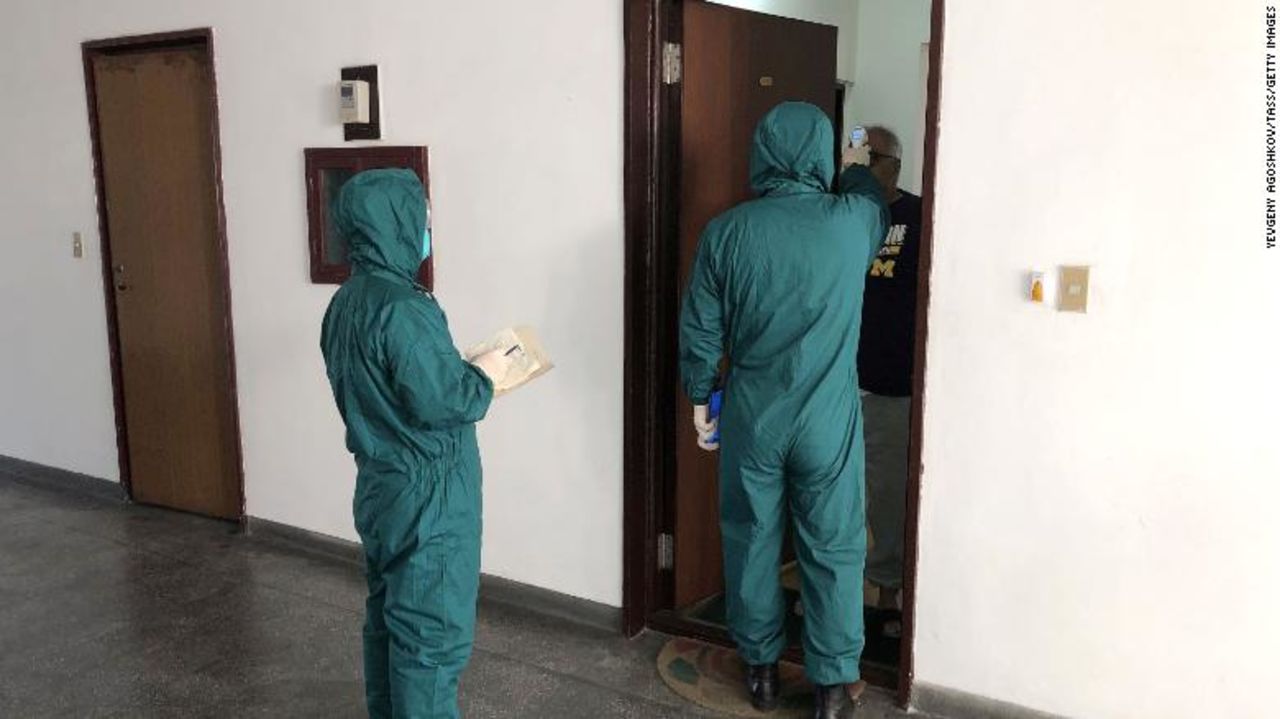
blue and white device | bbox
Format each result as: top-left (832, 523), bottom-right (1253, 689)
top-left (707, 389), bottom-right (724, 444)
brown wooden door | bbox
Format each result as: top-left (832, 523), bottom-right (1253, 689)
top-left (675, 2), bottom-right (839, 608)
top-left (92, 45), bottom-right (241, 519)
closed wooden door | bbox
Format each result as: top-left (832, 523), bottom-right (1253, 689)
top-left (91, 44), bottom-right (240, 519)
top-left (675, 2), bottom-right (839, 607)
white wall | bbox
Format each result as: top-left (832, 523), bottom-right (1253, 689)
top-left (0, 0), bottom-right (624, 605)
top-left (849, 0), bottom-right (931, 194)
top-left (0, 8), bottom-right (121, 480)
top-left (915, 1), bottom-right (1280, 717)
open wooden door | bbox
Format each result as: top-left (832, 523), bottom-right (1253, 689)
top-left (88, 36), bottom-right (242, 520)
top-left (674, 1), bottom-right (839, 608)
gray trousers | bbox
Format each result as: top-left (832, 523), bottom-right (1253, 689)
top-left (862, 392), bottom-right (911, 590)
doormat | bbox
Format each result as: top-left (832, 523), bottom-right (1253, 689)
top-left (656, 637), bottom-right (814, 718)
top-left (681, 596), bottom-right (902, 671)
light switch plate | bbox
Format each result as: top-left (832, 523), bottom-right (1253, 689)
top-left (73, 232), bottom-right (83, 259)
top-left (1058, 265), bottom-right (1090, 313)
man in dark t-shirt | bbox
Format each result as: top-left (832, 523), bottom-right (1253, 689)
top-left (856, 126), bottom-right (922, 636)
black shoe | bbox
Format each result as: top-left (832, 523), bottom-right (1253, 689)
top-left (813, 683), bottom-right (861, 719)
top-left (746, 662), bottom-right (780, 711)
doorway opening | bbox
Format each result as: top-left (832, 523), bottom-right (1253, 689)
top-left (622, 0), bottom-right (944, 705)
top-left (83, 29), bottom-right (245, 521)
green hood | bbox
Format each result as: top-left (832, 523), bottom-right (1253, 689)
top-left (336, 169), bottom-right (427, 283)
top-left (749, 102), bottom-right (835, 197)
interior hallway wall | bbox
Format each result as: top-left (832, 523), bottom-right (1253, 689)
top-left (914, 1), bottom-right (1280, 717)
top-left (849, 0), bottom-right (931, 194)
top-left (0, 0), bottom-right (625, 605)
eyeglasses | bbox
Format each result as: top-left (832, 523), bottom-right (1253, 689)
top-left (869, 151), bottom-right (901, 166)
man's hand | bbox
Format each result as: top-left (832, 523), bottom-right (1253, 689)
top-left (842, 142), bottom-right (871, 169)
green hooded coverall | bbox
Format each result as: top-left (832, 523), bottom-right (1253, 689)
top-left (321, 169), bottom-right (494, 719)
top-left (679, 103), bottom-right (890, 686)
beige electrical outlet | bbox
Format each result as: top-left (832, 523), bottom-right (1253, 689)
top-left (1058, 266), bottom-right (1090, 313)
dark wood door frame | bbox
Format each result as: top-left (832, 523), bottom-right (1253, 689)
top-left (622, 0), bottom-right (946, 707)
top-left (82, 28), bottom-right (247, 520)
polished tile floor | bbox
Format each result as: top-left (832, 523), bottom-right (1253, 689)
top-left (0, 463), bottom-right (918, 718)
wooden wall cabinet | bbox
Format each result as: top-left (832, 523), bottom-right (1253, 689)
top-left (305, 146), bottom-right (432, 289)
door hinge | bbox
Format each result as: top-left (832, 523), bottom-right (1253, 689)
top-left (657, 533), bottom-right (674, 570)
top-left (662, 42), bottom-right (682, 85)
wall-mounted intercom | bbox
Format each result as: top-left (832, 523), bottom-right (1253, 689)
top-left (339, 80), bottom-right (369, 124)
top-left (340, 65), bottom-right (381, 141)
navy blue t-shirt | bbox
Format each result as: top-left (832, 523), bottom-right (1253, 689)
top-left (857, 190), bottom-right (922, 397)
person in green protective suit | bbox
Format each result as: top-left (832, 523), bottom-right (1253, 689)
top-left (679, 103), bottom-right (890, 719)
top-left (320, 169), bottom-right (511, 719)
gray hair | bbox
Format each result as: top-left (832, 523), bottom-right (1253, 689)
top-left (865, 125), bottom-right (902, 160)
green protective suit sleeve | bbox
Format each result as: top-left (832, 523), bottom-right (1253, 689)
top-left (679, 226), bottom-right (725, 406)
top-left (384, 300), bottom-right (493, 430)
top-left (838, 164), bottom-right (893, 265)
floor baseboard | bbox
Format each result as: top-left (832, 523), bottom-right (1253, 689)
top-left (0, 455), bottom-right (125, 502)
top-left (1, 455), bottom-right (621, 636)
top-left (912, 681), bottom-right (1067, 719)
top-left (246, 515), bottom-right (621, 634)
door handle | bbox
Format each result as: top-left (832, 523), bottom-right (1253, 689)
top-left (113, 264), bottom-right (129, 292)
